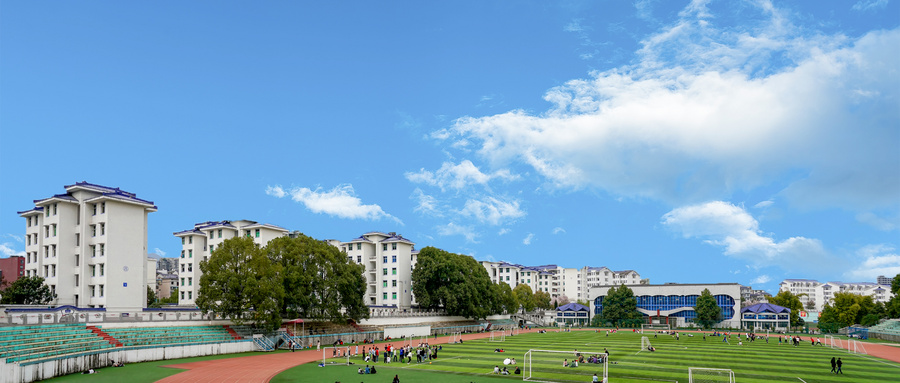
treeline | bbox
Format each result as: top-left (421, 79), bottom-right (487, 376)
top-left (818, 274), bottom-right (900, 332)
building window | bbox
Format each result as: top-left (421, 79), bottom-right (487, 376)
top-left (99, 285), bottom-right (105, 297)
top-left (210, 245), bottom-right (215, 252)
top-left (181, 291), bottom-right (185, 299)
top-left (181, 264), bottom-right (185, 272)
top-left (181, 250), bottom-right (185, 258)
top-left (189, 249), bottom-right (193, 258)
top-left (392, 255), bottom-right (397, 263)
top-left (218, 229), bottom-right (222, 238)
top-left (90, 245), bottom-right (96, 257)
top-left (44, 226), bottom-right (49, 238)
top-left (245, 230), bottom-right (251, 237)
top-left (99, 244), bottom-right (104, 256)
top-left (383, 244), bottom-right (388, 251)
top-left (99, 264), bottom-right (104, 276)
top-left (51, 265), bottom-right (56, 277)
top-left (383, 268), bottom-right (387, 275)
top-left (91, 265), bottom-right (96, 277)
top-left (357, 256), bottom-right (361, 263)
top-left (52, 224), bottom-right (57, 237)
top-left (255, 229), bottom-right (260, 238)
top-left (392, 280), bottom-right (397, 287)
top-left (52, 245), bottom-right (56, 257)
top-left (75, 233), bottom-right (80, 246)
top-left (392, 292), bottom-right (397, 300)
top-left (383, 256), bottom-right (388, 263)
top-left (75, 275), bottom-right (79, 286)
top-left (91, 225), bottom-right (96, 237)
top-left (182, 237), bottom-right (185, 245)
top-left (392, 268), bottom-right (397, 275)
top-left (100, 223), bottom-right (105, 235)
top-left (189, 236), bottom-right (192, 244)
top-left (188, 264), bottom-right (192, 272)
top-left (75, 254), bottom-right (79, 266)
top-left (188, 277), bottom-right (192, 286)
top-left (392, 243), bottom-right (397, 250)
top-left (92, 204), bottom-right (97, 215)
top-left (349, 256), bottom-right (353, 263)
top-left (188, 291), bottom-right (192, 299)
top-left (383, 280), bottom-right (388, 287)
top-left (181, 278), bottom-right (185, 286)
top-left (46, 208), bottom-right (50, 217)
top-left (100, 202), bottom-right (105, 214)
top-left (90, 285), bottom-right (96, 297)
top-left (383, 293), bottom-right (388, 300)
top-left (209, 231), bottom-right (214, 239)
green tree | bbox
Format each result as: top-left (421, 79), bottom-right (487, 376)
top-left (769, 290), bottom-right (803, 327)
top-left (533, 290), bottom-right (552, 310)
top-left (892, 274), bottom-right (900, 295)
top-left (197, 237), bottom-right (284, 331)
top-left (694, 288), bottom-right (721, 329)
top-left (513, 283), bottom-right (535, 314)
top-left (268, 234), bottom-right (368, 322)
top-left (411, 246), bottom-right (499, 319)
top-left (147, 286), bottom-right (157, 307)
top-left (497, 283), bottom-right (518, 314)
top-left (600, 285), bottom-right (642, 326)
top-left (0, 276), bottom-right (56, 304)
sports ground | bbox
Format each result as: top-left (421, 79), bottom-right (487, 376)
top-left (39, 329), bottom-right (900, 383)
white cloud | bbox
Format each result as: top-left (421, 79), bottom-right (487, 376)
top-left (265, 185), bottom-right (286, 198)
top-left (1, 234), bottom-right (23, 243)
top-left (751, 275), bottom-right (772, 284)
top-left (552, 227), bottom-right (566, 235)
top-left (405, 160), bottom-right (518, 191)
top-left (852, 0), bottom-right (889, 11)
top-left (458, 196), bottom-right (525, 226)
top-left (436, 222), bottom-right (479, 243)
top-left (153, 248), bottom-right (167, 257)
top-left (271, 184), bottom-right (401, 224)
top-left (856, 211), bottom-right (898, 231)
top-left (440, 3), bottom-right (899, 212)
top-left (0, 243), bottom-right (24, 257)
top-left (661, 201), bottom-right (834, 270)
top-left (846, 244), bottom-right (900, 281)
top-left (498, 228), bottom-right (511, 236)
top-left (523, 233), bottom-right (535, 245)
top-left (753, 200), bottom-right (774, 209)
top-left (411, 188), bottom-right (442, 217)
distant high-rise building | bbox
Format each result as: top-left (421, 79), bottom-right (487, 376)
top-left (780, 278), bottom-right (894, 311)
top-left (0, 255), bottom-right (25, 285)
top-left (877, 275), bottom-right (893, 286)
top-left (480, 262), bottom-right (641, 302)
top-left (335, 232), bottom-right (417, 309)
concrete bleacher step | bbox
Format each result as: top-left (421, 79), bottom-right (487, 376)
top-left (87, 325), bottom-right (122, 347)
top-left (223, 325), bottom-right (243, 340)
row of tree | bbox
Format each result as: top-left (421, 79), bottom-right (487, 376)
top-left (410, 247), bottom-right (555, 319)
top-left (818, 274), bottom-right (900, 332)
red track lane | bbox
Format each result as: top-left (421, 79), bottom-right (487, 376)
top-left (155, 328), bottom-right (900, 383)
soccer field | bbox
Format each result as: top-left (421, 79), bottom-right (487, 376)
top-left (284, 330), bottom-right (900, 383)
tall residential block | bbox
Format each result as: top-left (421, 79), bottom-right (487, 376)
top-left (174, 220), bottom-right (288, 306)
top-left (337, 232), bottom-right (417, 309)
top-left (17, 182), bottom-right (156, 311)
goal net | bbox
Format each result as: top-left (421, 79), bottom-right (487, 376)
top-left (826, 335), bottom-right (843, 349)
top-left (322, 347), bottom-right (351, 366)
top-left (524, 349), bottom-right (607, 383)
top-left (638, 336), bottom-right (652, 353)
top-left (641, 323), bottom-right (670, 333)
top-left (850, 339), bottom-right (867, 355)
top-left (490, 330), bottom-right (506, 342)
top-left (449, 331), bottom-right (462, 343)
top-left (688, 368), bottom-right (735, 383)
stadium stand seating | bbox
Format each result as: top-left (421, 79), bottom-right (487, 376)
top-left (0, 323), bottom-right (115, 364)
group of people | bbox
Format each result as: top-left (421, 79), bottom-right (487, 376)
top-left (360, 342), bottom-right (441, 364)
top-left (356, 365), bottom-right (377, 374)
top-left (830, 357), bottom-right (843, 374)
top-left (491, 365), bottom-right (520, 375)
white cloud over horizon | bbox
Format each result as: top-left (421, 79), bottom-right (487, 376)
top-left (436, 222), bottom-right (478, 243)
top-left (845, 244), bottom-right (900, 281)
top-left (661, 201), bottom-right (838, 271)
top-left (405, 160), bottom-right (518, 192)
top-left (0, 242), bottom-right (24, 257)
top-left (458, 196), bottom-right (525, 226)
top-left (267, 184), bottom-right (402, 224)
top-left (153, 248), bottom-right (167, 257)
top-left (434, 2), bottom-right (899, 214)
top-left (751, 275), bottom-right (772, 285)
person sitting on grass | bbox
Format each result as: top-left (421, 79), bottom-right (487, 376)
top-left (370, 366), bottom-right (377, 374)
top-left (494, 348), bottom-right (505, 352)
top-left (502, 367), bottom-right (510, 375)
top-left (493, 365), bottom-right (500, 374)
top-left (647, 345), bottom-right (656, 352)
top-left (514, 366), bottom-right (521, 375)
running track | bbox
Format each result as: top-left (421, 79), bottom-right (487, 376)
top-left (156, 329), bottom-right (900, 382)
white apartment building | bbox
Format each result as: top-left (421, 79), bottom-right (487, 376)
top-left (780, 279), bottom-right (895, 312)
top-left (173, 220), bottom-right (288, 306)
top-left (337, 232), bottom-right (416, 309)
top-left (17, 182), bottom-right (157, 311)
top-left (480, 262), bottom-right (642, 302)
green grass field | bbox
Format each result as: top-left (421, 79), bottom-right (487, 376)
top-left (38, 330), bottom-right (900, 383)
top-left (278, 331), bottom-right (900, 383)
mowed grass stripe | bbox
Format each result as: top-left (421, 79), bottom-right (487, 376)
top-left (336, 331), bottom-right (899, 382)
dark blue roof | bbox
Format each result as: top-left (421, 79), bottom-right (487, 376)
top-left (557, 303), bottom-right (590, 312)
top-left (740, 303), bottom-right (790, 314)
top-left (17, 207), bottom-right (43, 215)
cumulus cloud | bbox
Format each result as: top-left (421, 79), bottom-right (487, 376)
top-left (268, 184), bottom-right (401, 224)
top-left (0, 243), bottom-right (24, 257)
top-left (405, 160), bottom-right (518, 191)
top-left (498, 228), bottom-right (511, 236)
top-left (661, 201), bottom-right (834, 270)
top-left (751, 275), bottom-right (772, 284)
top-left (846, 244), bottom-right (900, 281)
top-left (523, 233), bottom-right (535, 245)
top-left (552, 227), bottom-right (566, 235)
top-left (153, 248), bottom-right (167, 257)
top-left (438, 2), bottom-right (899, 212)
top-left (436, 222), bottom-right (478, 243)
top-left (411, 188), bottom-right (442, 217)
top-left (265, 185), bottom-right (287, 198)
top-left (458, 196), bottom-right (525, 226)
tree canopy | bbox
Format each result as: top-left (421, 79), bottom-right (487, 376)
top-left (533, 290), bottom-right (552, 310)
top-left (693, 288), bottom-right (721, 328)
top-left (513, 283), bottom-right (535, 314)
top-left (0, 276), bottom-right (56, 305)
top-left (818, 291), bottom-right (878, 330)
top-left (411, 246), bottom-right (499, 319)
top-left (599, 284), bottom-right (642, 326)
top-left (497, 282), bottom-right (518, 315)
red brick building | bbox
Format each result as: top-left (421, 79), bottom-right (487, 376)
top-left (0, 256), bottom-right (26, 286)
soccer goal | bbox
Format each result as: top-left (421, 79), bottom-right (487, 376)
top-left (850, 339), bottom-right (867, 354)
top-left (641, 323), bottom-right (670, 334)
top-left (490, 330), bottom-right (506, 342)
top-left (524, 349), bottom-right (607, 383)
top-left (688, 367), bottom-right (735, 383)
top-left (637, 336), bottom-right (652, 353)
top-left (322, 347), bottom-right (351, 366)
top-left (826, 335), bottom-right (843, 350)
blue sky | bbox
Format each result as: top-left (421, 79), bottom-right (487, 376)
top-left (2, 0), bottom-right (898, 293)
